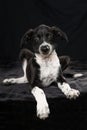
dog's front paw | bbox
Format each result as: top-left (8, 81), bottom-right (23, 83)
top-left (37, 102), bottom-right (50, 120)
top-left (66, 89), bottom-right (80, 99)
top-left (3, 78), bottom-right (16, 85)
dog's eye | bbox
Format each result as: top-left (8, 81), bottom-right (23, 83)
top-left (34, 35), bottom-right (41, 41)
top-left (37, 34), bottom-right (41, 39)
top-left (34, 37), bottom-right (39, 42)
top-left (46, 33), bottom-right (51, 38)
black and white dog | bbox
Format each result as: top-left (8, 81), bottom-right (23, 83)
top-left (3, 25), bottom-right (81, 119)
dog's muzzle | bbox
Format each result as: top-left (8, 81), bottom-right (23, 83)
top-left (40, 45), bottom-right (50, 54)
top-left (39, 42), bottom-right (53, 55)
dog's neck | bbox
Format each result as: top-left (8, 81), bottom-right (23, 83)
top-left (35, 50), bottom-right (58, 61)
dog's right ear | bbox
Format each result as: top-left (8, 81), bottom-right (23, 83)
top-left (20, 29), bottom-right (34, 48)
top-left (51, 26), bottom-right (68, 42)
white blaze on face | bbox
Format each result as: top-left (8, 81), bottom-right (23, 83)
top-left (39, 41), bottom-right (53, 56)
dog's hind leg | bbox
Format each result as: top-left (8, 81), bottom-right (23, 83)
top-left (3, 59), bottom-right (28, 84)
top-left (59, 56), bottom-right (83, 78)
top-left (59, 56), bottom-right (70, 72)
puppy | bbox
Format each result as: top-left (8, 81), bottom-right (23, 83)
top-left (3, 25), bottom-right (80, 119)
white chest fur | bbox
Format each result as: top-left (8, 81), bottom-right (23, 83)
top-left (35, 51), bottom-right (60, 86)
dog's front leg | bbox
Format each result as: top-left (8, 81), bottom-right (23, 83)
top-left (57, 75), bottom-right (80, 99)
top-left (3, 59), bottom-right (28, 84)
top-left (31, 86), bottom-right (50, 119)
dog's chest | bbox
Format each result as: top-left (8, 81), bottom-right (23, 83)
top-left (35, 52), bottom-right (60, 86)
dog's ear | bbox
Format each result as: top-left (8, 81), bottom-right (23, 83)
top-left (20, 29), bottom-right (34, 48)
top-left (51, 26), bottom-right (68, 42)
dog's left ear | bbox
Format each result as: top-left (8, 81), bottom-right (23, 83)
top-left (20, 29), bottom-right (34, 48)
top-left (51, 26), bottom-right (68, 42)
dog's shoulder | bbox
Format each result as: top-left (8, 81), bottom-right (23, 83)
top-left (19, 48), bottom-right (34, 62)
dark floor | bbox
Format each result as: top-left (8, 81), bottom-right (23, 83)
top-left (0, 60), bottom-right (87, 130)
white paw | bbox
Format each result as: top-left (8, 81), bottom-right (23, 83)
top-left (3, 78), bottom-right (16, 84)
top-left (66, 89), bottom-right (80, 99)
top-left (37, 103), bottom-right (50, 120)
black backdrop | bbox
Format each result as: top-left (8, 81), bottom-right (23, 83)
top-left (0, 0), bottom-right (87, 64)
top-left (0, 1), bottom-right (87, 129)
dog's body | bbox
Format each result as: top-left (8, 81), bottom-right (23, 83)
top-left (3, 25), bottom-right (81, 119)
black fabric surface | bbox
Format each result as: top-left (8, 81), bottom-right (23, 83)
top-left (0, 61), bottom-right (87, 101)
top-left (0, 61), bottom-right (87, 130)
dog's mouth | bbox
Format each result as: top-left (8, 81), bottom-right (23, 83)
top-left (39, 42), bottom-right (53, 57)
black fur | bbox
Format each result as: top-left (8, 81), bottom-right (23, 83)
top-left (2, 25), bottom-right (80, 120)
top-left (20, 24), bottom-right (68, 53)
top-left (20, 25), bottom-right (69, 89)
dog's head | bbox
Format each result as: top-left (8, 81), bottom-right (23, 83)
top-left (21, 24), bottom-right (68, 57)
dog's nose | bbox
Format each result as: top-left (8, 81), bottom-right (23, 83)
top-left (40, 45), bottom-right (50, 54)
